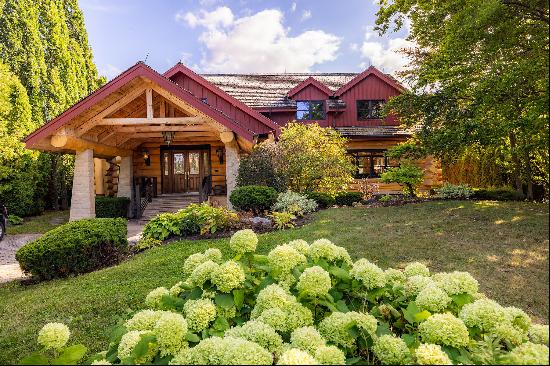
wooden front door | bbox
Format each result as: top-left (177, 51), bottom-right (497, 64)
top-left (162, 149), bottom-right (209, 194)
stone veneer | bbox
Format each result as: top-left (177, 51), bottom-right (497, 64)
top-left (69, 149), bottom-right (95, 221)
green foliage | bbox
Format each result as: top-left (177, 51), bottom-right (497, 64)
top-left (142, 203), bottom-right (239, 240)
top-left (436, 183), bottom-right (475, 200)
top-left (375, 0), bottom-right (549, 199)
top-left (271, 190), bottom-right (318, 216)
top-left (473, 187), bottom-right (525, 201)
top-left (15, 218), bottom-right (128, 280)
top-left (380, 162), bottom-right (425, 197)
top-left (277, 123), bottom-right (355, 195)
top-left (61, 231), bottom-right (549, 365)
top-left (379, 194), bottom-right (393, 203)
top-left (95, 197), bottom-right (131, 218)
top-left (305, 191), bottom-right (335, 209)
top-left (229, 185), bottom-right (278, 214)
top-left (8, 214), bottom-right (23, 225)
top-left (236, 142), bottom-right (286, 192)
top-left (269, 211), bottom-right (296, 230)
top-left (335, 191), bottom-right (363, 206)
top-left (133, 237), bottom-right (163, 253)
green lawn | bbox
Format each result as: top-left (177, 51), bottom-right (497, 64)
top-left (0, 200), bottom-right (548, 363)
top-left (6, 210), bottom-right (69, 235)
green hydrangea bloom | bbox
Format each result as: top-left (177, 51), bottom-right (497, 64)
top-left (414, 343), bottom-right (452, 365)
top-left (183, 298), bottom-right (217, 332)
top-left (350, 258), bottom-right (386, 290)
top-left (318, 311), bottom-right (377, 349)
top-left (183, 253), bottom-right (208, 278)
top-left (117, 330), bottom-right (158, 363)
top-left (268, 244), bottom-right (306, 274)
top-left (506, 306), bottom-right (532, 332)
top-left (418, 313), bottom-right (470, 348)
top-left (287, 239), bottom-right (309, 255)
top-left (283, 303), bottom-right (314, 332)
top-left (204, 248), bottom-right (223, 263)
top-left (404, 275), bottom-right (434, 298)
top-left (372, 335), bottom-right (412, 365)
top-left (225, 320), bottom-right (284, 354)
top-left (91, 360), bottom-right (112, 365)
top-left (251, 284), bottom-right (294, 318)
top-left (432, 271), bottom-right (479, 296)
top-left (190, 260), bottom-right (219, 287)
top-left (308, 239), bottom-right (345, 263)
top-left (154, 312), bottom-right (188, 356)
top-left (493, 323), bottom-right (528, 346)
top-left (229, 229), bottom-right (258, 255)
top-left (145, 287), bottom-right (170, 309)
top-left (37, 323), bottom-right (70, 350)
top-left (290, 326), bottom-right (326, 355)
top-left (404, 262), bottom-right (430, 277)
top-left (169, 281), bottom-right (184, 297)
top-left (314, 345), bottom-right (346, 365)
top-left (416, 284), bottom-right (452, 312)
top-left (277, 348), bottom-right (319, 365)
top-left (503, 342), bottom-right (549, 365)
top-left (222, 336), bottom-right (274, 365)
top-left (277, 272), bottom-right (297, 290)
top-left (296, 266), bottom-right (332, 297)
top-left (169, 347), bottom-right (192, 365)
top-left (459, 299), bottom-right (508, 332)
top-left (257, 308), bottom-right (288, 332)
top-left (211, 260), bottom-right (245, 293)
top-left (384, 268), bottom-right (407, 286)
top-left (216, 305), bottom-right (237, 320)
top-left (126, 310), bottom-right (165, 331)
top-left (529, 324), bottom-right (549, 345)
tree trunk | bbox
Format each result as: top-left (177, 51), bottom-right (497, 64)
top-left (509, 133), bottom-right (524, 196)
top-left (523, 148), bottom-right (534, 200)
top-left (48, 154), bottom-right (60, 210)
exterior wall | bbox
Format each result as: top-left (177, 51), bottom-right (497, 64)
top-left (169, 72), bottom-right (272, 135)
top-left (133, 140), bottom-right (227, 195)
top-left (346, 138), bottom-right (442, 194)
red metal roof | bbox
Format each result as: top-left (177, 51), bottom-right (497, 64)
top-left (335, 66), bottom-right (406, 96)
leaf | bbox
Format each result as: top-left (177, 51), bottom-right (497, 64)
top-left (402, 333), bottom-right (419, 348)
top-left (19, 353), bottom-right (49, 365)
top-left (131, 334), bottom-right (157, 360)
top-left (345, 357), bottom-right (362, 365)
top-left (252, 254), bottom-right (269, 265)
top-left (213, 316), bottom-right (230, 331)
top-left (451, 293), bottom-right (474, 307)
top-left (347, 324), bottom-right (360, 338)
top-left (233, 289), bottom-right (244, 310)
top-left (318, 300), bottom-right (338, 312)
top-left (189, 287), bottom-right (203, 300)
top-left (107, 325), bottom-right (127, 343)
top-left (292, 267), bottom-right (303, 280)
top-left (215, 293), bottom-right (234, 309)
top-left (335, 300), bottom-right (350, 312)
top-left (329, 289), bottom-right (344, 301)
top-left (414, 310), bottom-right (431, 322)
top-left (329, 266), bottom-right (351, 281)
top-left (376, 322), bottom-right (392, 336)
top-left (186, 332), bottom-right (201, 343)
top-left (52, 344), bottom-right (88, 365)
top-left (402, 302), bottom-right (421, 324)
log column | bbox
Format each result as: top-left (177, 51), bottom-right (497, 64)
top-left (70, 149), bottom-right (96, 221)
top-left (221, 132), bottom-right (239, 210)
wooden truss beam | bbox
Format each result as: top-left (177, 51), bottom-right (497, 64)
top-left (98, 117), bottom-right (203, 125)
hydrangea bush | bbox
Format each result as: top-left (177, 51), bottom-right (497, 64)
top-left (29, 230), bottom-right (549, 365)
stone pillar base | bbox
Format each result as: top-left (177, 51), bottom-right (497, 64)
top-left (70, 149), bottom-right (96, 221)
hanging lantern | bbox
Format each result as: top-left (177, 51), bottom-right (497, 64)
top-left (162, 131), bottom-right (176, 145)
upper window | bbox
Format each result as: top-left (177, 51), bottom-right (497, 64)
top-left (357, 100), bottom-right (384, 120)
top-left (296, 100), bottom-right (325, 120)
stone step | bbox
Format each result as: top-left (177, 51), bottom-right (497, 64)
top-left (139, 194), bottom-right (200, 224)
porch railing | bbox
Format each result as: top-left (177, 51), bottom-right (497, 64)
top-left (199, 174), bottom-right (226, 203)
top-left (132, 177), bottom-right (157, 219)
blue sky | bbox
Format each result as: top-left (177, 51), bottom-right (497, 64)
top-left (80, 0), bottom-right (411, 79)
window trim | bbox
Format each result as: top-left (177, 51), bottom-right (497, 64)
top-left (348, 149), bottom-right (399, 179)
top-left (356, 99), bottom-right (385, 120)
top-left (296, 100), bottom-right (326, 121)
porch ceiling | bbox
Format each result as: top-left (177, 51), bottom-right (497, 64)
top-left (27, 75), bottom-right (251, 158)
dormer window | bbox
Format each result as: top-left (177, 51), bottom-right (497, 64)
top-left (357, 100), bottom-right (384, 120)
top-left (296, 100), bottom-right (325, 120)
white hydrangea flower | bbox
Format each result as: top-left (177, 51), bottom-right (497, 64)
top-left (204, 248), bottom-right (223, 263)
top-left (459, 299), bottom-right (508, 332)
top-left (211, 260), bottom-right (245, 293)
top-left (314, 345), bottom-right (346, 365)
top-left (117, 330), bottom-right (158, 363)
top-left (287, 239), bottom-right (309, 255)
top-left (296, 266), bottom-right (332, 297)
top-left (91, 360), bottom-right (112, 365)
top-left (372, 335), bottom-right (412, 365)
top-left (350, 258), bottom-right (386, 290)
top-left (126, 310), bottom-right (164, 331)
top-left (432, 271), bottom-right (479, 296)
top-left (503, 342), bottom-right (549, 365)
top-left (529, 324), bottom-right (549, 345)
top-left (225, 320), bottom-right (283, 354)
top-left (37, 323), bottom-right (70, 350)
top-left (229, 229), bottom-right (258, 255)
top-left (183, 298), bottom-right (217, 332)
top-left (404, 262), bottom-right (430, 277)
top-left (154, 311), bottom-right (188, 356)
top-left (144, 287), bottom-right (169, 309)
top-left (415, 343), bottom-right (452, 365)
top-left (190, 260), bottom-right (219, 287)
top-left (183, 253), bottom-right (208, 278)
top-left (290, 326), bottom-right (326, 355)
top-left (318, 311), bottom-right (377, 349)
top-left (277, 348), bottom-right (319, 365)
top-left (268, 244), bottom-right (307, 275)
top-left (416, 284), bottom-right (452, 312)
top-left (418, 313), bottom-right (469, 348)
top-left (404, 275), bottom-right (434, 298)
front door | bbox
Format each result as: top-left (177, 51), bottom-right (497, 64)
top-left (162, 149), bottom-right (209, 194)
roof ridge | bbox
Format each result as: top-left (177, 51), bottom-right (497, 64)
top-left (201, 72), bottom-right (359, 76)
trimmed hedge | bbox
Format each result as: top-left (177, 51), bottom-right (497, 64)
top-left (229, 185), bottom-right (278, 214)
top-left (16, 218), bottom-right (128, 280)
top-left (305, 191), bottom-right (335, 209)
top-left (95, 196), bottom-right (131, 218)
top-left (473, 187), bottom-right (524, 201)
top-left (335, 191), bottom-right (363, 206)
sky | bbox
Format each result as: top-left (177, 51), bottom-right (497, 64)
top-left (79, 0), bottom-right (412, 80)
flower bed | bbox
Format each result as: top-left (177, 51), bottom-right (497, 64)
top-left (26, 230), bottom-right (549, 365)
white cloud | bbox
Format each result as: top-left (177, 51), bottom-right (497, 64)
top-left (300, 9), bottom-right (311, 21)
top-left (290, 2), bottom-right (297, 12)
top-left (349, 43), bottom-right (359, 52)
top-left (99, 64), bottom-right (122, 80)
top-left (178, 7), bottom-right (341, 73)
top-left (359, 26), bottom-right (414, 73)
top-left (199, 0), bottom-right (218, 6)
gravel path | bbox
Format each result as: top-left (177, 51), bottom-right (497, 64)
top-left (0, 234), bottom-right (41, 283)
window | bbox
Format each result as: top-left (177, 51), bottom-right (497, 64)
top-left (357, 100), bottom-right (385, 120)
top-left (296, 100), bottom-right (325, 120)
top-left (348, 149), bottom-right (399, 178)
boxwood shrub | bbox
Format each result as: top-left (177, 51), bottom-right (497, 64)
top-left (15, 218), bottom-right (128, 280)
top-left (335, 191), bottom-right (363, 206)
top-left (229, 185), bottom-right (277, 214)
top-left (473, 187), bottom-right (524, 201)
top-left (306, 191), bottom-right (336, 209)
top-left (95, 196), bottom-right (131, 218)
